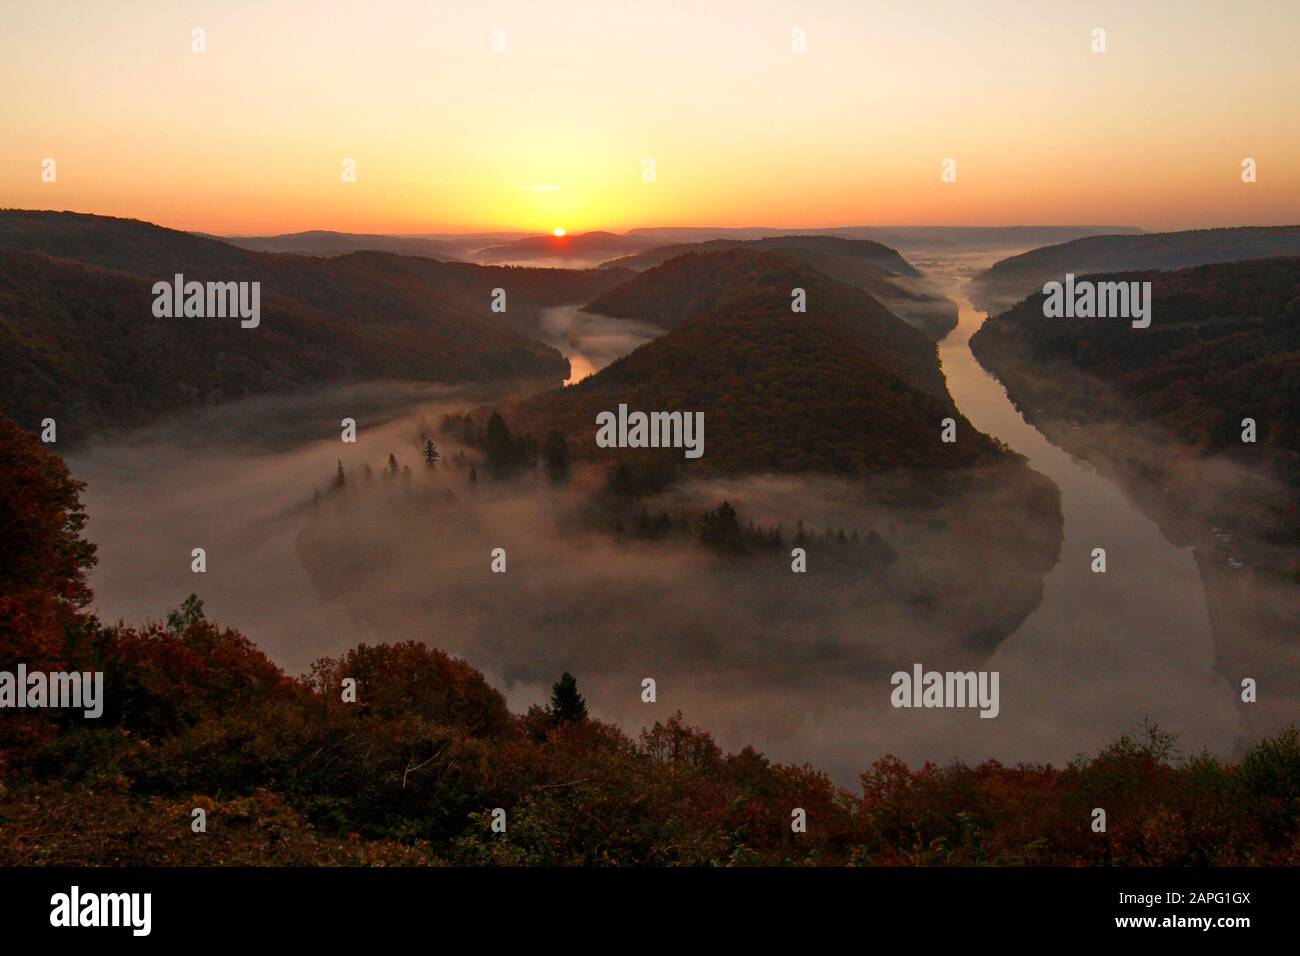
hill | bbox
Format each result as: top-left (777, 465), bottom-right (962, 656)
top-left (970, 256), bottom-right (1300, 474)
top-left (473, 231), bottom-right (659, 265)
top-left (600, 235), bottom-right (957, 340)
top-left (0, 211), bottom-right (629, 441)
top-left (970, 256), bottom-right (1300, 731)
top-left (218, 230), bottom-right (464, 260)
top-left (969, 226), bottom-right (1300, 313)
top-left (511, 249), bottom-right (1007, 475)
top-left (625, 225), bottom-right (1146, 251)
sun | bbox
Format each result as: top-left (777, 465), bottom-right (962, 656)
top-left (552, 227), bottom-right (566, 237)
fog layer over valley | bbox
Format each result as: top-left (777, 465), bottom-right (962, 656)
top-left (65, 245), bottom-right (1282, 787)
top-left (73, 379), bottom-right (1059, 785)
top-left (535, 305), bottom-right (662, 384)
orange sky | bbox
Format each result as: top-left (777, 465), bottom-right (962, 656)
top-left (2, 0), bottom-right (1297, 235)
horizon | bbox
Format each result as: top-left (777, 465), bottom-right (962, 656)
top-left (14, 208), bottom-right (1296, 240)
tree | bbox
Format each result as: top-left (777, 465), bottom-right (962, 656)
top-left (468, 464), bottom-right (478, 486)
top-left (0, 411), bottom-right (96, 606)
top-left (166, 594), bottom-right (206, 634)
top-left (0, 410), bottom-right (97, 672)
top-left (548, 672), bottom-right (587, 723)
top-left (484, 411), bottom-right (513, 476)
top-left (542, 429), bottom-right (570, 484)
top-left (332, 460), bottom-right (345, 489)
top-left (424, 439), bottom-right (440, 468)
top-left (699, 501), bottom-right (744, 552)
top-left (387, 453), bottom-right (399, 476)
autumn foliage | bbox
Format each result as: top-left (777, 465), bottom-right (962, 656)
top-left (1, 411), bottom-right (1298, 866)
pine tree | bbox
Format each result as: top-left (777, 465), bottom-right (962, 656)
top-left (542, 429), bottom-right (570, 484)
top-left (699, 501), bottom-right (744, 552)
top-left (424, 439), bottom-right (440, 467)
top-left (387, 453), bottom-right (399, 476)
top-left (332, 460), bottom-right (345, 489)
top-left (468, 464), bottom-right (478, 485)
top-left (485, 412), bottom-right (513, 476)
top-left (548, 672), bottom-right (587, 723)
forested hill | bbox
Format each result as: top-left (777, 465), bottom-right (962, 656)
top-left (513, 249), bottom-right (1008, 475)
top-left (0, 211), bottom-right (627, 442)
top-left (598, 235), bottom-right (958, 340)
top-left (605, 234), bottom-right (920, 277)
top-left (970, 255), bottom-right (1300, 476)
top-left (969, 225), bottom-right (1300, 313)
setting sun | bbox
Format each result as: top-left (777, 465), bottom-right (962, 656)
top-left (553, 228), bottom-right (566, 237)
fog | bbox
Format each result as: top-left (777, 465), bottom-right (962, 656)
top-left (535, 305), bottom-right (662, 384)
top-left (70, 381), bottom-right (1060, 786)
top-left (65, 253), bottom-right (1295, 787)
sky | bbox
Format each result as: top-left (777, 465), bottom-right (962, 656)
top-left (2, 0), bottom-right (1297, 235)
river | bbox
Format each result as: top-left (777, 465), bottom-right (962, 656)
top-left (927, 255), bottom-right (1240, 758)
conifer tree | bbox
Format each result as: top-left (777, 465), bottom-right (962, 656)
top-left (548, 672), bottom-right (587, 723)
top-left (542, 429), bottom-right (570, 484)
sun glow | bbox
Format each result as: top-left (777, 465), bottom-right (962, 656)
top-left (553, 227), bottom-right (566, 237)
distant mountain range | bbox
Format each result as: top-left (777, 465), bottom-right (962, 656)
top-left (472, 231), bottom-right (660, 265)
top-left (600, 234), bottom-right (958, 340)
top-left (210, 223), bottom-right (1150, 276)
top-left (217, 230), bottom-right (466, 260)
top-left (511, 249), bottom-right (1007, 475)
top-left (969, 226), bottom-right (1300, 313)
top-left (0, 211), bottom-right (627, 442)
top-left (625, 225), bottom-right (1146, 252)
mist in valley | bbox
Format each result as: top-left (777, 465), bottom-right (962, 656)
top-left (64, 251), bottom-right (1290, 787)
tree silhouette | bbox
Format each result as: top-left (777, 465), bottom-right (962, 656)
top-left (332, 460), bottom-right (345, 489)
top-left (485, 411), bottom-right (513, 476)
top-left (542, 429), bottom-right (570, 484)
top-left (424, 439), bottom-right (440, 468)
top-left (548, 672), bottom-right (587, 723)
top-left (387, 453), bottom-right (399, 476)
top-left (699, 501), bottom-right (744, 552)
